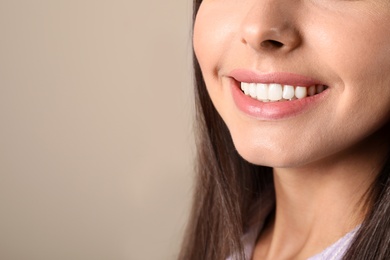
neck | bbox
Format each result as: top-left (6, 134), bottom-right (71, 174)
top-left (254, 127), bottom-right (390, 260)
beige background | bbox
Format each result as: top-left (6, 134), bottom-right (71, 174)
top-left (0, 1), bottom-right (194, 260)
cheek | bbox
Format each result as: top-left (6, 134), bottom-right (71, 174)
top-left (308, 8), bottom-right (390, 88)
top-left (306, 9), bottom-right (390, 131)
top-left (193, 6), bottom-right (221, 72)
top-left (193, 3), bottom-right (242, 76)
top-left (193, 3), bottom-right (242, 120)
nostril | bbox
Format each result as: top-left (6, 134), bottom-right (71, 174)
top-left (261, 39), bottom-right (284, 49)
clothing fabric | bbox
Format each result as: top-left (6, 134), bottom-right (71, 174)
top-left (308, 227), bottom-right (359, 260)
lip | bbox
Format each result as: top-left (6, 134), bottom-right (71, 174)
top-left (228, 70), bottom-right (329, 120)
top-left (229, 69), bottom-right (325, 86)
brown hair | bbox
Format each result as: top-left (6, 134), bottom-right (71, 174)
top-left (179, 1), bottom-right (390, 259)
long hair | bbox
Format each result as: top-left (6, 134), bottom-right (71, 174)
top-left (179, 0), bottom-right (390, 259)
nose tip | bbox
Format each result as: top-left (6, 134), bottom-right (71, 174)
top-left (241, 3), bottom-right (301, 53)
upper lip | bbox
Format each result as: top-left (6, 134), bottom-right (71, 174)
top-left (228, 69), bottom-right (326, 87)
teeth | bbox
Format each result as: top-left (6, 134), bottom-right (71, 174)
top-left (282, 85), bottom-right (294, 100)
top-left (316, 85), bottom-right (324, 93)
top-left (240, 82), bottom-right (326, 102)
top-left (241, 82), bottom-right (249, 95)
top-left (295, 86), bottom-right (307, 99)
top-left (249, 83), bottom-right (257, 98)
top-left (256, 83), bottom-right (268, 101)
top-left (268, 84), bottom-right (283, 101)
top-left (308, 85), bottom-right (316, 96)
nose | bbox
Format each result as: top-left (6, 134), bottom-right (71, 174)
top-left (240, 0), bottom-right (301, 53)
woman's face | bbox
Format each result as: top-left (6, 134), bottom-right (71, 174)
top-left (194, 0), bottom-right (390, 167)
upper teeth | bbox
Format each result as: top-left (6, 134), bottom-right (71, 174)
top-left (241, 82), bottom-right (326, 102)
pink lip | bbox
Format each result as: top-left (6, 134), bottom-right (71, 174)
top-left (229, 69), bottom-right (324, 86)
top-left (228, 70), bottom-right (329, 120)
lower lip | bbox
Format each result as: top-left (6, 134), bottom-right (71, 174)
top-left (230, 79), bottom-right (328, 120)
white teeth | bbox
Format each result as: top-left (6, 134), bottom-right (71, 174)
top-left (256, 83), bottom-right (268, 101)
top-left (240, 82), bottom-right (326, 102)
top-left (268, 84), bottom-right (283, 101)
top-left (295, 86), bottom-right (307, 99)
top-left (241, 82), bottom-right (249, 95)
top-left (282, 85), bottom-right (295, 100)
top-left (249, 83), bottom-right (257, 98)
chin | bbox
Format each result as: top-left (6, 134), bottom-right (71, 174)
top-left (238, 152), bottom-right (301, 168)
top-left (232, 137), bottom-right (317, 169)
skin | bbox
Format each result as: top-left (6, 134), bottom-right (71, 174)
top-left (193, 0), bottom-right (390, 259)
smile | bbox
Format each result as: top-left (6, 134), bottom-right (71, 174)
top-left (240, 82), bottom-right (328, 102)
top-left (228, 70), bottom-right (329, 120)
